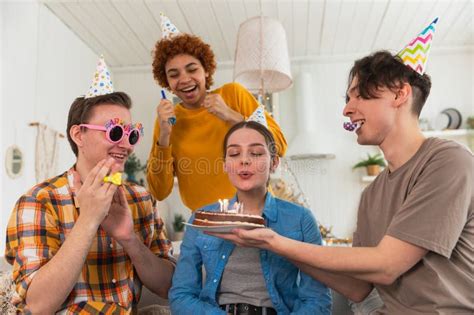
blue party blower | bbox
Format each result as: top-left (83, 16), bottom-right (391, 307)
top-left (161, 90), bottom-right (176, 125)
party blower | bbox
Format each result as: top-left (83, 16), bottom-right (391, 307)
top-left (343, 121), bottom-right (361, 132)
top-left (161, 90), bottom-right (176, 125)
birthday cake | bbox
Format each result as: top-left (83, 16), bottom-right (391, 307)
top-left (193, 210), bottom-right (265, 227)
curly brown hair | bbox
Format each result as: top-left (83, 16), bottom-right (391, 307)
top-left (348, 50), bottom-right (432, 117)
top-left (152, 34), bottom-right (217, 90)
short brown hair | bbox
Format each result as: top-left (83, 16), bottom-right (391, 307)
top-left (67, 92), bottom-right (132, 156)
top-left (223, 121), bottom-right (277, 159)
top-left (348, 50), bottom-right (432, 117)
top-left (152, 33), bottom-right (216, 90)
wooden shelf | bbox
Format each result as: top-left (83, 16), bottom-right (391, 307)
top-left (287, 153), bottom-right (336, 161)
top-left (422, 129), bottom-right (474, 138)
top-left (423, 129), bottom-right (474, 151)
top-left (360, 129), bottom-right (473, 184)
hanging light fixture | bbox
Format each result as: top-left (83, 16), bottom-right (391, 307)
top-left (233, 14), bottom-right (292, 104)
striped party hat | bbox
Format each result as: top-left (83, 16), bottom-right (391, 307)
top-left (160, 12), bottom-right (180, 39)
top-left (85, 55), bottom-right (114, 98)
top-left (247, 105), bottom-right (268, 128)
top-left (397, 18), bottom-right (439, 75)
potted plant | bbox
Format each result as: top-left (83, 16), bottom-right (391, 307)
top-left (172, 214), bottom-right (185, 241)
top-left (124, 153), bottom-right (146, 184)
top-left (353, 153), bottom-right (386, 176)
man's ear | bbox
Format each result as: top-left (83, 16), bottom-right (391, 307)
top-left (70, 125), bottom-right (83, 148)
top-left (394, 83), bottom-right (411, 108)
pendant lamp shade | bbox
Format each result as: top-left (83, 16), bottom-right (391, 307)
top-left (233, 16), bottom-right (292, 94)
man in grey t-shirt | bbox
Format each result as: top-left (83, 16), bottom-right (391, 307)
top-left (214, 48), bottom-right (473, 313)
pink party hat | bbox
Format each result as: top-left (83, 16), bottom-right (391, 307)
top-left (247, 105), bottom-right (268, 128)
top-left (397, 17), bottom-right (439, 75)
top-left (85, 55), bottom-right (114, 98)
top-left (160, 12), bottom-right (180, 39)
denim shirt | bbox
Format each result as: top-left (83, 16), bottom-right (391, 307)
top-left (169, 193), bottom-right (332, 315)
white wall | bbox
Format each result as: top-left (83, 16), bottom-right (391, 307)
top-left (114, 49), bottom-right (473, 238)
top-left (1, 3), bottom-right (97, 253)
top-left (1, 2), bottom-right (5, 224)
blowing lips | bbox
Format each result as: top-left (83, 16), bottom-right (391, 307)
top-left (238, 170), bottom-right (254, 180)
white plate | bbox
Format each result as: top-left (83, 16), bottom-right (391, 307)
top-left (183, 222), bottom-right (265, 233)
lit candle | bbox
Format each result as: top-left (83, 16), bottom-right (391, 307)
top-left (218, 199), bottom-right (223, 212)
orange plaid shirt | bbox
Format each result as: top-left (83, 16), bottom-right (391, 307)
top-left (5, 168), bottom-right (174, 314)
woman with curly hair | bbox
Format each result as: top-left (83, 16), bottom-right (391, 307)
top-left (147, 33), bottom-right (287, 211)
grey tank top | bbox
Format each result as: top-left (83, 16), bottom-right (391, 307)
top-left (217, 246), bottom-right (273, 307)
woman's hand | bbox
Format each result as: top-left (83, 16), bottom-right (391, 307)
top-left (202, 94), bottom-right (243, 124)
top-left (157, 98), bottom-right (175, 145)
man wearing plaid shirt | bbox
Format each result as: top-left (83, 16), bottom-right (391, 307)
top-left (5, 91), bottom-right (175, 314)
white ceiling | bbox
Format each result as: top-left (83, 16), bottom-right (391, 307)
top-left (43, 0), bottom-right (473, 68)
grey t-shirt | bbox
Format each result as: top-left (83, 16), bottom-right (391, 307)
top-left (354, 138), bottom-right (473, 314)
top-left (218, 246), bottom-right (273, 307)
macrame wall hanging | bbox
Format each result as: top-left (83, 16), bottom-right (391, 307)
top-left (30, 122), bottom-right (64, 182)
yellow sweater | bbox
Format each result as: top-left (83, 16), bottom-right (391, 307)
top-left (147, 82), bottom-right (287, 211)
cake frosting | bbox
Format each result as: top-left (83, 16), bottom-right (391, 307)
top-left (193, 210), bottom-right (265, 227)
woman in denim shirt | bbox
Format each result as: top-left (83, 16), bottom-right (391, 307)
top-left (169, 121), bottom-right (331, 314)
